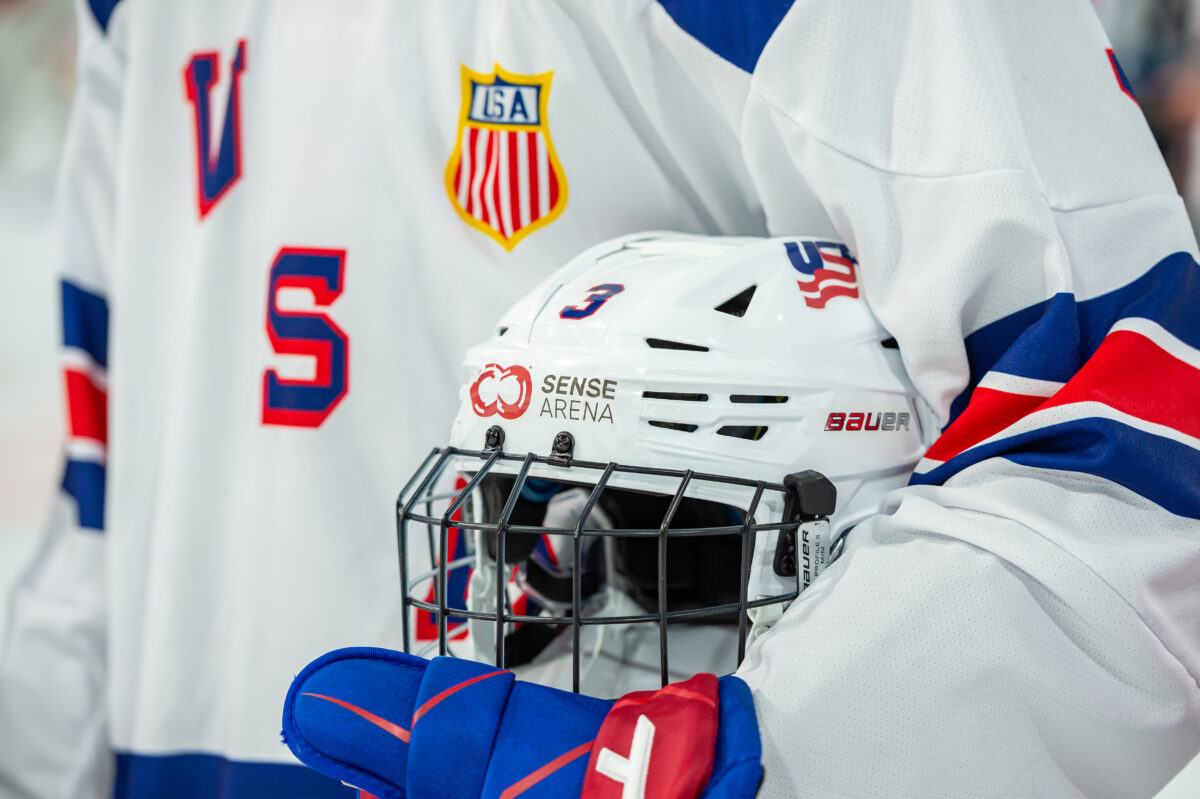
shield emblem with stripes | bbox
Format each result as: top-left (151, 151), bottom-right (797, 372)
top-left (445, 64), bottom-right (567, 251)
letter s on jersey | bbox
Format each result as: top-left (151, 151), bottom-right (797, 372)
top-left (262, 248), bottom-right (349, 428)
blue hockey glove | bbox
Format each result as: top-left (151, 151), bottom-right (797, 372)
top-left (282, 647), bottom-right (762, 799)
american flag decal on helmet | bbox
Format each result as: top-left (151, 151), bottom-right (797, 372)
top-left (445, 64), bottom-right (567, 251)
top-left (785, 240), bottom-right (860, 309)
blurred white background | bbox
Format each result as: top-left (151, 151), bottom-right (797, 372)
top-left (0, 0), bottom-right (1197, 795)
top-left (0, 0), bottom-right (72, 646)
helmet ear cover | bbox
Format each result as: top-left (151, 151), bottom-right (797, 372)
top-left (474, 474), bottom-right (743, 622)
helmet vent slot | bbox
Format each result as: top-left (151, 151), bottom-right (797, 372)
top-left (730, 394), bottom-right (788, 404)
top-left (643, 391), bottom-right (709, 402)
top-left (881, 337), bottom-right (899, 349)
top-left (717, 425), bottom-right (769, 441)
top-left (497, 326), bottom-right (509, 336)
top-left (714, 285), bottom-right (756, 317)
top-left (648, 420), bottom-right (699, 433)
top-left (646, 338), bottom-right (709, 352)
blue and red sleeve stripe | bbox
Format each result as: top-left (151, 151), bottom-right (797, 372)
top-left (60, 279), bottom-right (109, 531)
top-left (912, 251), bottom-right (1200, 519)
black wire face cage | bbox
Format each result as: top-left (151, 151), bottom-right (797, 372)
top-left (395, 439), bottom-right (837, 694)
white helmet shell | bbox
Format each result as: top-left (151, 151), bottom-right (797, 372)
top-left (451, 232), bottom-right (926, 537)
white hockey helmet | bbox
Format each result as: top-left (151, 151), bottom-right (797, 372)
top-left (397, 233), bottom-right (926, 690)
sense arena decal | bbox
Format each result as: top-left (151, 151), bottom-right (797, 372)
top-left (469, 365), bottom-right (616, 424)
top-left (538, 373), bottom-right (616, 424)
top-left (470, 364), bottom-right (533, 419)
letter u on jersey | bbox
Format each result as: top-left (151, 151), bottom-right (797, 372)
top-left (445, 64), bottom-right (568, 251)
top-left (183, 40), bottom-right (247, 218)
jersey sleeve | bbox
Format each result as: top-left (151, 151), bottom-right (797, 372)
top-left (0, 2), bottom-right (125, 795)
top-left (731, 2), bottom-right (1200, 795)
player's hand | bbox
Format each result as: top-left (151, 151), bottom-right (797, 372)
top-left (282, 647), bottom-right (762, 798)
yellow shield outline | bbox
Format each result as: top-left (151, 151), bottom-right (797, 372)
top-left (444, 64), bottom-right (568, 252)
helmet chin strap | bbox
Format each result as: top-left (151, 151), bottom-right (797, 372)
top-left (745, 602), bottom-right (786, 647)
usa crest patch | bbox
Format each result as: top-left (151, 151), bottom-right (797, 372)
top-left (445, 64), bottom-right (567, 251)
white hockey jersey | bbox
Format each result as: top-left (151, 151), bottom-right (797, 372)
top-left (1, 1), bottom-right (1198, 797)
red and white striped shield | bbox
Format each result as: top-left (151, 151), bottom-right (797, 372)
top-left (445, 64), bottom-right (567, 251)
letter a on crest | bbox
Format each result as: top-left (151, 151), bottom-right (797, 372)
top-left (445, 64), bottom-right (568, 251)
